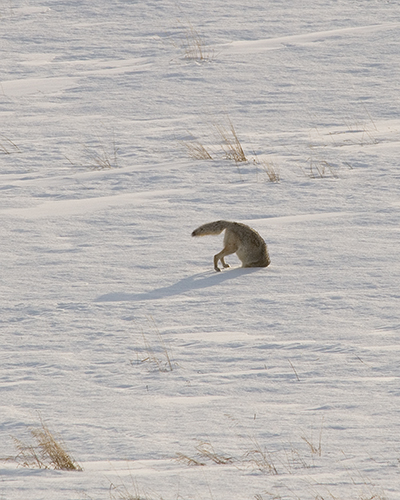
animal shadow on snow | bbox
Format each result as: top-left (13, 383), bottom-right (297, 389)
top-left (95, 267), bottom-right (260, 302)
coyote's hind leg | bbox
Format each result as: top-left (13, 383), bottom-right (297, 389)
top-left (213, 253), bottom-right (222, 272)
top-left (220, 257), bottom-right (230, 269)
top-left (213, 243), bottom-right (237, 272)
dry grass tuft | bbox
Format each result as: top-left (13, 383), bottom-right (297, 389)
top-left (65, 132), bottom-right (120, 170)
top-left (215, 118), bottom-right (247, 163)
top-left (140, 331), bottom-right (174, 372)
top-left (183, 118), bottom-right (248, 171)
top-left (243, 449), bottom-right (278, 474)
top-left (12, 417), bottom-right (82, 471)
top-left (182, 140), bottom-right (213, 160)
top-left (241, 438), bottom-right (278, 475)
top-left (281, 443), bottom-right (311, 472)
top-left (195, 441), bottom-right (234, 465)
top-left (303, 155), bottom-right (338, 179)
top-left (109, 479), bottom-right (154, 500)
top-left (260, 160), bottom-right (280, 182)
top-left (301, 435), bottom-right (322, 457)
top-left (82, 137), bottom-right (119, 170)
top-left (175, 452), bottom-right (206, 466)
top-left (175, 441), bottom-right (233, 467)
top-left (133, 318), bottom-right (175, 372)
top-left (301, 419), bottom-right (323, 458)
top-left (253, 156), bottom-right (280, 182)
top-left (181, 22), bottom-right (213, 61)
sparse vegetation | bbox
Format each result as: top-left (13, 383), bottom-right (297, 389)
top-left (242, 445), bottom-right (278, 475)
top-left (109, 477), bottom-right (156, 500)
top-left (282, 444), bottom-right (311, 471)
top-left (175, 452), bottom-right (206, 466)
top-left (340, 111), bottom-right (379, 147)
top-left (182, 139), bottom-right (213, 160)
top-left (302, 154), bottom-right (338, 178)
top-left (133, 319), bottom-right (174, 372)
top-left (176, 437), bottom-right (279, 474)
top-left (301, 425), bottom-right (323, 458)
top-left (253, 155), bottom-right (280, 182)
top-left (175, 440), bottom-right (233, 468)
top-left (82, 136), bottom-right (119, 170)
top-left (183, 121), bottom-right (282, 183)
top-left (215, 118), bottom-right (247, 163)
top-left (11, 416), bottom-right (82, 471)
top-left (139, 330), bottom-right (174, 372)
top-left (183, 121), bottom-right (281, 184)
top-left (288, 359), bottom-right (300, 381)
top-left (260, 159), bottom-right (280, 182)
top-left (175, 425), bottom-right (326, 477)
top-left (0, 135), bottom-right (19, 154)
top-left (110, 483), bottom-right (146, 500)
top-left (195, 440), bottom-right (234, 465)
top-left (183, 117), bottom-right (248, 167)
top-left (180, 22), bottom-right (213, 61)
top-left (64, 132), bottom-right (120, 170)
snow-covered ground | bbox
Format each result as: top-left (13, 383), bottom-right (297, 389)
top-left (1, 1), bottom-right (400, 498)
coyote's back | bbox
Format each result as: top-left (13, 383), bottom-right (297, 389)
top-left (191, 220), bottom-right (270, 271)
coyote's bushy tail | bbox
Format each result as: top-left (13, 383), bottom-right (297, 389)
top-left (191, 220), bottom-right (230, 237)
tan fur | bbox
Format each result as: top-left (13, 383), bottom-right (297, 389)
top-left (191, 220), bottom-right (270, 272)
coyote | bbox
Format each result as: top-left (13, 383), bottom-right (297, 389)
top-left (191, 220), bottom-right (270, 272)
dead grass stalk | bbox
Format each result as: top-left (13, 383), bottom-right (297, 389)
top-left (134, 318), bottom-right (174, 372)
top-left (253, 155), bottom-right (280, 182)
top-left (182, 140), bottom-right (213, 160)
top-left (12, 417), bottom-right (82, 471)
top-left (242, 438), bottom-right (278, 475)
top-left (195, 441), bottom-right (234, 465)
top-left (181, 23), bottom-right (213, 61)
top-left (0, 135), bottom-right (19, 154)
top-left (83, 135), bottom-right (119, 170)
top-left (304, 155), bottom-right (338, 178)
top-left (216, 118), bottom-right (247, 163)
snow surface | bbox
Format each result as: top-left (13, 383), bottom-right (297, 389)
top-left (1, 1), bottom-right (400, 499)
